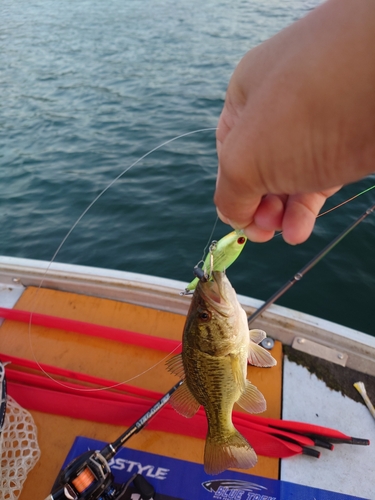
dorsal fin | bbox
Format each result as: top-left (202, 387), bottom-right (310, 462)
top-left (249, 329), bottom-right (266, 344)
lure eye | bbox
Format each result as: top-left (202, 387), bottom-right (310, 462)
top-left (237, 236), bottom-right (246, 245)
top-left (199, 311), bottom-right (211, 322)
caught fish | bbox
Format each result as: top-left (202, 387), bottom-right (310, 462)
top-left (167, 271), bottom-right (276, 475)
top-left (184, 230), bottom-right (247, 294)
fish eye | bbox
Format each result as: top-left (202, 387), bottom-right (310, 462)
top-left (199, 310), bottom-right (211, 322)
top-left (237, 236), bottom-right (246, 245)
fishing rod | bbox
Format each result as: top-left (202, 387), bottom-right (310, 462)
top-left (247, 204), bottom-right (375, 326)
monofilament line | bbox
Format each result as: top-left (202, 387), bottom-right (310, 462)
top-left (28, 127), bottom-right (217, 391)
top-left (47, 127), bottom-right (218, 267)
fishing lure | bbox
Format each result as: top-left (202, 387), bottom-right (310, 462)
top-left (184, 184), bottom-right (375, 295)
top-left (183, 230), bottom-right (247, 294)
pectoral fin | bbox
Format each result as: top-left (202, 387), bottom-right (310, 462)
top-left (248, 341), bottom-right (277, 367)
top-left (169, 382), bottom-right (200, 418)
top-left (237, 380), bottom-right (266, 414)
top-left (166, 353), bottom-right (185, 378)
top-left (249, 329), bottom-right (266, 344)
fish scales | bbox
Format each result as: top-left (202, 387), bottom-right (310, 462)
top-left (185, 349), bottom-right (243, 427)
top-left (167, 271), bottom-right (277, 475)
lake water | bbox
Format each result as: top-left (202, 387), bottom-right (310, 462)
top-left (1, 0), bottom-right (374, 335)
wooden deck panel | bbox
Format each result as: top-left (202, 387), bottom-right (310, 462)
top-left (0, 286), bottom-right (282, 499)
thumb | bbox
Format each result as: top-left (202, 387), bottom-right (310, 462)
top-left (214, 163), bottom-right (262, 229)
top-left (214, 118), bottom-right (265, 229)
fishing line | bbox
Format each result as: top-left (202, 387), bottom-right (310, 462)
top-left (31, 342), bottom-right (182, 394)
top-left (39, 127), bottom-right (218, 268)
top-left (317, 184), bottom-right (375, 218)
top-left (194, 215), bottom-right (220, 271)
top-left (28, 127), bottom-right (217, 392)
top-left (273, 182), bottom-right (375, 238)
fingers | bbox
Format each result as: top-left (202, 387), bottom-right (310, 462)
top-left (239, 221), bottom-right (276, 243)
top-left (237, 195), bottom-right (285, 243)
top-left (253, 195), bottom-right (286, 231)
top-left (217, 190), bottom-right (340, 245)
top-left (281, 189), bottom-right (341, 244)
top-left (216, 193), bottom-right (284, 243)
top-left (281, 195), bottom-right (323, 245)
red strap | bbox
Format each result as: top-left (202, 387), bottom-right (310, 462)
top-left (1, 352), bottom-right (353, 447)
top-left (2, 358), bottom-right (303, 458)
top-left (2, 353), bottom-right (160, 400)
top-left (0, 307), bottom-right (180, 353)
top-left (6, 376), bottom-right (303, 459)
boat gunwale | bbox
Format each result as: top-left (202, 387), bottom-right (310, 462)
top-left (1, 256), bottom-right (374, 376)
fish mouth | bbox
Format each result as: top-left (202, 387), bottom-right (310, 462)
top-left (198, 271), bottom-right (235, 316)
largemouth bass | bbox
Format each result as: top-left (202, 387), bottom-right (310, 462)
top-left (167, 271), bottom-right (276, 475)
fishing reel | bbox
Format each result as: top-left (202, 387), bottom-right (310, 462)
top-left (46, 381), bottom-right (182, 500)
top-left (47, 449), bottom-right (154, 500)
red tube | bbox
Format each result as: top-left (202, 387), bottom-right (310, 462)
top-left (0, 307), bottom-right (180, 353)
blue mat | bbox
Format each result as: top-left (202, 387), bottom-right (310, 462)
top-left (62, 437), bottom-right (366, 500)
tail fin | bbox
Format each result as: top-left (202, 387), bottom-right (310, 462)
top-left (204, 429), bottom-right (257, 475)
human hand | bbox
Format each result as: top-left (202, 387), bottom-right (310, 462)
top-left (215, 0), bottom-right (375, 244)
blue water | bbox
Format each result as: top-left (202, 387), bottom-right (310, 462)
top-left (1, 0), bottom-right (374, 335)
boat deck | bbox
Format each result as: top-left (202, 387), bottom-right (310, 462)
top-left (1, 258), bottom-right (374, 500)
top-left (282, 358), bottom-right (374, 498)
